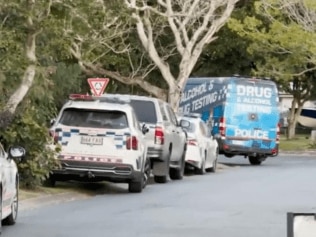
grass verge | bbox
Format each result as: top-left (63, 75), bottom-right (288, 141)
top-left (20, 181), bottom-right (126, 201)
top-left (279, 134), bottom-right (316, 151)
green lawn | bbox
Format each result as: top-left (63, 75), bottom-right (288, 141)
top-left (20, 181), bottom-right (117, 200)
top-left (279, 134), bottom-right (316, 151)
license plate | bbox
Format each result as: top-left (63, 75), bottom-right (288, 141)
top-left (81, 136), bottom-right (103, 145)
top-left (232, 140), bottom-right (244, 145)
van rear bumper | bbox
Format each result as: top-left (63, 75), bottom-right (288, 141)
top-left (218, 139), bottom-right (279, 157)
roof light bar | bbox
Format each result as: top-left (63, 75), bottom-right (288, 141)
top-left (68, 94), bottom-right (131, 104)
top-left (69, 94), bottom-right (94, 101)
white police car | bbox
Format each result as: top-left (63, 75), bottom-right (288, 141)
top-left (0, 144), bottom-right (25, 232)
top-left (49, 94), bottom-right (150, 193)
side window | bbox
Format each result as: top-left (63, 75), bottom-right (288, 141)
top-left (166, 105), bottom-right (178, 126)
top-left (159, 102), bottom-right (169, 121)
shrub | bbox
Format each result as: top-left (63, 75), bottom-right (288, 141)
top-left (0, 107), bottom-right (60, 189)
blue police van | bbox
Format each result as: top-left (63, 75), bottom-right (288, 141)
top-left (178, 76), bottom-right (280, 165)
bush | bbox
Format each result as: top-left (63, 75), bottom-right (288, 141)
top-left (0, 107), bottom-right (60, 189)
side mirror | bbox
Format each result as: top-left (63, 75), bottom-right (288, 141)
top-left (50, 118), bottom-right (56, 126)
top-left (141, 124), bottom-right (149, 135)
top-left (180, 119), bottom-right (190, 128)
top-left (8, 146), bottom-right (26, 160)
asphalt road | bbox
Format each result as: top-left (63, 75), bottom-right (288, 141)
top-left (3, 154), bottom-right (316, 237)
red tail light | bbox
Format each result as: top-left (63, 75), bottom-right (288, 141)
top-left (126, 136), bottom-right (138, 150)
top-left (154, 126), bottom-right (164, 145)
top-left (276, 123), bottom-right (280, 143)
top-left (187, 139), bottom-right (197, 146)
top-left (219, 117), bottom-right (226, 136)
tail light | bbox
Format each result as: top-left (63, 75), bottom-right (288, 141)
top-left (126, 136), bottom-right (138, 150)
top-left (154, 126), bottom-right (164, 145)
top-left (219, 117), bottom-right (226, 136)
top-left (187, 139), bottom-right (197, 146)
top-left (276, 123), bottom-right (280, 143)
top-left (49, 130), bottom-right (59, 144)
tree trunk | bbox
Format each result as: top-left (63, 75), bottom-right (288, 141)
top-left (168, 84), bottom-right (182, 112)
top-left (5, 9), bottom-right (37, 114)
top-left (5, 65), bottom-right (36, 113)
top-left (286, 98), bottom-right (303, 139)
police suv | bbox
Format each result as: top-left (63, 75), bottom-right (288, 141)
top-left (49, 94), bottom-right (150, 193)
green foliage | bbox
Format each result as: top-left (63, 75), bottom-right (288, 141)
top-left (228, 0), bottom-right (316, 79)
top-left (192, 25), bottom-right (253, 77)
top-left (49, 63), bottom-right (85, 110)
top-left (0, 107), bottom-right (60, 189)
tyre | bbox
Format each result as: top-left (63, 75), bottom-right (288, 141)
top-left (3, 180), bottom-right (18, 225)
top-left (143, 158), bottom-right (151, 189)
top-left (129, 158), bottom-right (149, 193)
top-left (195, 153), bottom-right (206, 175)
top-left (43, 175), bottom-right (56, 187)
top-left (249, 156), bottom-right (262, 165)
top-left (169, 150), bottom-right (186, 180)
top-left (153, 149), bottom-right (170, 184)
top-left (207, 149), bottom-right (218, 173)
top-left (128, 177), bottom-right (143, 193)
top-left (154, 175), bottom-right (167, 183)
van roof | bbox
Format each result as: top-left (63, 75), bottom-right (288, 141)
top-left (102, 93), bottom-right (164, 103)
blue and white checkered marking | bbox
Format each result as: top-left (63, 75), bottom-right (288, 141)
top-left (55, 128), bottom-right (131, 149)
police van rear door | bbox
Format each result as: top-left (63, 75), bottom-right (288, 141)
top-left (225, 79), bottom-right (279, 152)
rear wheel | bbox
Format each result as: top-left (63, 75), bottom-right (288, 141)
top-left (143, 158), bottom-right (151, 189)
top-left (129, 158), bottom-right (149, 193)
top-left (195, 152), bottom-right (206, 175)
top-left (170, 148), bottom-right (186, 180)
top-left (249, 155), bottom-right (263, 165)
top-left (43, 174), bottom-right (56, 187)
top-left (207, 149), bottom-right (218, 173)
top-left (3, 180), bottom-right (18, 225)
top-left (154, 175), bottom-right (167, 183)
top-left (128, 178), bottom-right (143, 193)
top-left (153, 149), bottom-right (171, 184)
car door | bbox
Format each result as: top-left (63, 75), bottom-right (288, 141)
top-left (197, 121), bottom-right (208, 159)
top-left (0, 144), bottom-right (13, 211)
top-left (165, 105), bottom-right (185, 160)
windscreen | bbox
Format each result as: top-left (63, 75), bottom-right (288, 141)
top-left (58, 108), bottom-right (128, 129)
top-left (130, 100), bottom-right (157, 123)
